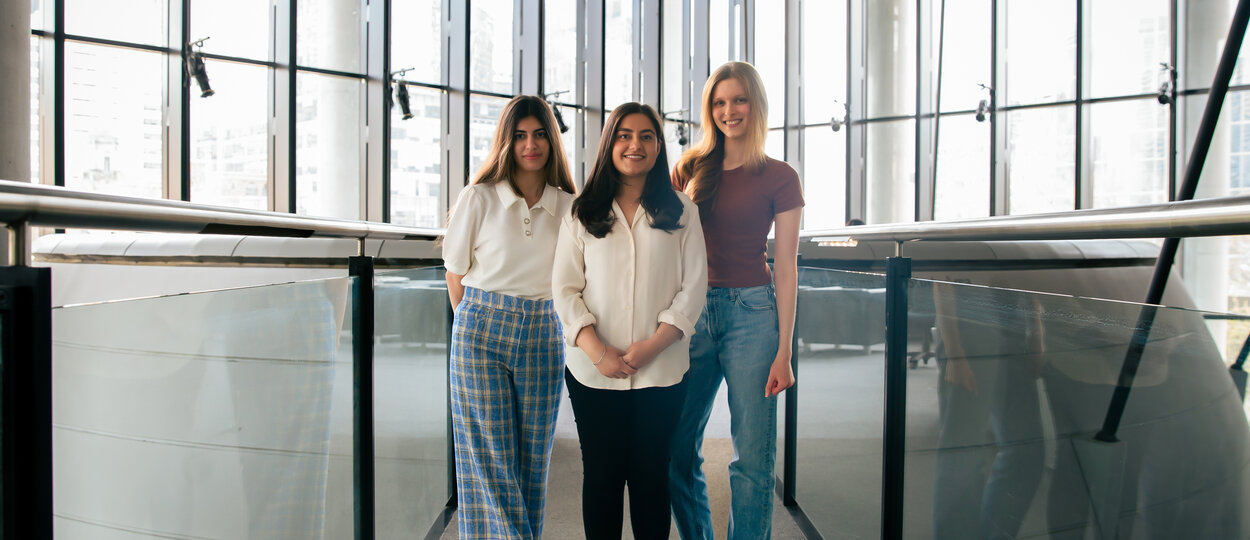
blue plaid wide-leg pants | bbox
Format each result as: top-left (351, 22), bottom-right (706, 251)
top-left (451, 287), bottom-right (564, 539)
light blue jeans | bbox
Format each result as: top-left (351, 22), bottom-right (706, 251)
top-left (670, 284), bottom-right (780, 540)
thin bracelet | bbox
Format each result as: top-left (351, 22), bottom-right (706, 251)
top-left (593, 347), bottom-right (606, 365)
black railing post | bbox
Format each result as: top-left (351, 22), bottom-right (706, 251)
top-left (881, 255), bottom-right (911, 540)
top-left (783, 260), bottom-right (801, 506)
top-left (349, 256), bottom-right (375, 540)
top-left (0, 265), bottom-right (54, 539)
top-left (1097, 0), bottom-right (1250, 442)
top-left (446, 296), bottom-right (457, 507)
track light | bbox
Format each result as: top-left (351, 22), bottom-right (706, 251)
top-left (663, 109), bottom-right (691, 145)
top-left (676, 125), bottom-right (688, 145)
top-left (396, 81), bottom-right (414, 120)
top-left (185, 38), bottom-right (214, 98)
top-left (975, 84), bottom-right (994, 122)
top-left (1157, 63), bottom-right (1176, 105)
top-left (544, 91), bottom-right (570, 133)
top-left (831, 100), bottom-right (848, 131)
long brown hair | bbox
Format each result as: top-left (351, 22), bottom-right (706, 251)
top-left (471, 95), bottom-right (576, 195)
top-left (673, 62), bottom-right (770, 214)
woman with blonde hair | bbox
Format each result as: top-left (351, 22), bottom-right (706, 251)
top-left (668, 62), bottom-right (804, 540)
top-left (442, 95), bottom-right (576, 539)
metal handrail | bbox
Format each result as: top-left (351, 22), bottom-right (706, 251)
top-left (801, 194), bottom-right (1250, 244)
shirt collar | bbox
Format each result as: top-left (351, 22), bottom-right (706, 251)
top-left (493, 180), bottom-right (559, 217)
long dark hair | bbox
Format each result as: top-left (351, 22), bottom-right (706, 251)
top-left (573, 103), bottom-right (684, 238)
top-left (470, 95), bottom-right (576, 195)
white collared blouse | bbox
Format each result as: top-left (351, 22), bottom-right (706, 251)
top-left (443, 181), bottom-right (574, 300)
top-left (553, 193), bottom-right (708, 390)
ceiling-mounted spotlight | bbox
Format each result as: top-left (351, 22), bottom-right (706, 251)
top-left (663, 109), bottom-right (691, 145)
top-left (676, 125), bottom-right (688, 146)
top-left (391, 68), bottom-right (415, 120)
top-left (975, 83), bottom-right (994, 122)
top-left (185, 37), bottom-right (214, 98)
top-left (1157, 63), bottom-right (1176, 105)
top-left (544, 91), bottom-right (570, 133)
top-left (831, 100), bottom-right (849, 131)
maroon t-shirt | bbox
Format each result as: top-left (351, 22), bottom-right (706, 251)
top-left (673, 157), bottom-right (804, 288)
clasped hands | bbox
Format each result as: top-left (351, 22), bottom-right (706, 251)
top-left (591, 338), bottom-right (662, 379)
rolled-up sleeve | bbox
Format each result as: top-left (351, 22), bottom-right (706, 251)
top-left (657, 196), bottom-right (707, 338)
top-left (442, 188), bottom-right (481, 276)
top-left (552, 214), bottom-right (597, 346)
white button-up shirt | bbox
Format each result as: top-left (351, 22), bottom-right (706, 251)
top-left (443, 181), bottom-right (574, 300)
top-left (553, 193), bottom-right (708, 390)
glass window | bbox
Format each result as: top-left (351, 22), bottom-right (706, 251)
top-left (545, 0), bottom-right (577, 97)
top-left (64, 43), bottom-right (163, 199)
top-left (391, 0), bottom-right (441, 84)
top-left (866, 0), bottom-right (916, 118)
top-left (756, 0), bottom-right (785, 129)
top-left (805, 126), bottom-right (848, 229)
top-left (66, 0), bottom-right (166, 46)
top-left (1186, 1), bottom-right (1241, 89)
top-left (866, 120), bottom-right (915, 223)
top-left (662, 0), bottom-right (685, 118)
top-left (934, 0), bottom-right (990, 113)
top-left (934, 115), bottom-right (990, 220)
top-left (390, 86), bottom-right (443, 227)
top-left (605, 0), bottom-right (634, 110)
top-left (30, 35), bottom-right (41, 183)
top-left (556, 104), bottom-right (581, 185)
top-left (468, 96), bottom-right (510, 182)
top-left (1006, 106), bottom-right (1076, 214)
top-left (1003, 2), bottom-right (1075, 106)
top-left (297, 0), bottom-right (363, 73)
top-left (710, 0), bottom-right (728, 69)
top-left (1090, 0), bottom-right (1169, 99)
top-left (1090, 99), bottom-right (1169, 208)
top-left (804, 0), bottom-right (848, 124)
top-left (295, 74), bottom-right (362, 219)
top-left (190, 61), bottom-right (268, 210)
top-left (667, 120), bottom-right (691, 176)
top-left (31, 0), bottom-right (47, 32)
top-left (470, 0), bottom-right (513, 94)
top-left (192, 0), bottom-right (271, 61)
top-left (1231, 91), bottom-right (1250, 195)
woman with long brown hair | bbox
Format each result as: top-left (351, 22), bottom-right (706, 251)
top-left (442, 95), bottom-right (576, 539)
top-left (668, 62), bottom-right (804, 540)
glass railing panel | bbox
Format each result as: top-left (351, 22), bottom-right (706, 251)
top-left (373, 267), bottom-right (450, 538)
top-left (907, 279), bottom-right (1250, 539)
top-left (52, 277), bottom-right (355, 539)
top-left (792, 266), bottom-right (890, 538)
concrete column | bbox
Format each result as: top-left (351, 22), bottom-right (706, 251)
top-left (865, 0), bottom-right (915, 223)
top-left (1, 1), bottom-right (31, 184)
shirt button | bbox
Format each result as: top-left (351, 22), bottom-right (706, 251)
top-left (524, 230), bottom-right (532, 237)
top-left (524, 218), bottom-right (530, 224)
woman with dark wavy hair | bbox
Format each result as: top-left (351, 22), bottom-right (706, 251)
top-left (443, 94), bottom-right (575, 539)
top-left (553, 102), bottom-right (707, 538)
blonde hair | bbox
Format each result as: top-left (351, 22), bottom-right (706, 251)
top-left (674, 62), bottom-right (770, 211)
top-left (471, 95), bottom-right (576, 195)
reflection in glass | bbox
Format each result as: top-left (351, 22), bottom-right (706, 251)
top-left (297, 0), bottom-right (363, 73)
top-left (1006, 107), bottom-right (1075, 215)
top-left (544, 0), bottom-right (576, 98)
top-left (66, 0), bottom-right (165, 46)
top-left (191, 61), bottom-right (268, 210)
top-left (605, 0), bottom-right (634, 110)
top-left (373, 268), bottom-right (450, 538)
top-left (469, 96), bottom-right (509, 182)
top-left (53, 278), bottom-right (354, 538)
top-left (803, 127), bottom-right (846, 229)
top-left (64, 43), bottom-right (163, 199)
top-left (934, 0), bottom-right (990, 113)
top-left (1090, 99), bottom-right (1168, 208)
top-left (1090, 0), bottom-right (1168, 99)
top-left (934, 115), bottom-right (990, 220)
top-left (866, 120), bottom-right (914, 224)
top-left (1004, 2), bottom-right (1074, 105)
top-left (867, 0), bottom-right (916, 117)
top-left (470, 0), bottom-right (513, 94)
top-left (296, 74), bottom-right (362, 219)
top-left (391, 87), bottom-right (443, 227)
top-left (391, 0), bottom-right (441, 84)
top-left (192, 0), bottom-right (271, 61)
top-left (794, 267), bottom-right (889, 538)
top-left (756, 1), bottom-right (785, 128)
top-left (912, 278), bottom-right (1250, 538)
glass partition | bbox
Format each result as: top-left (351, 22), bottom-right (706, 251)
top-left (792, 266), bottom-right (890, 538)
top-left (52, 277), bottom-right (355, 539)
top-left (373, 267), bottom-right (450, 538)
top-left (905, 279), bottom-right (1250, 539)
